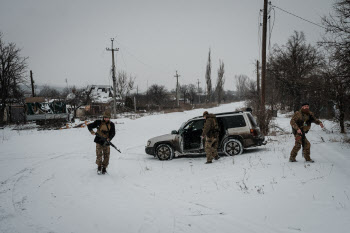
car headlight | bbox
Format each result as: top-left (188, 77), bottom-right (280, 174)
top-left (147, 140), bottom-right (151, 146)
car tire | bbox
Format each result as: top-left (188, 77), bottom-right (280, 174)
top-left (155, 144), bottom-right (174, 160)
top-left (224, 139), bottom-right (243, 156)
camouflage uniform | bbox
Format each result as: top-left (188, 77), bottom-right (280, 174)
top-left (202, 113), bottom-right (220, 163)
top-left (88, 118), bottom-right (115, 169)
top-left (290, 109), bottom-right (322, 161)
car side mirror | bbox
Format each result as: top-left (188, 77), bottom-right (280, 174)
top-left (171, 130), bottom-right (178, 134)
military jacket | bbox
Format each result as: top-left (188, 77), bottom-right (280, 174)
top-left (202, 114), bottom-right (220, 138)
top-left (88, 120), bottom-right (116, 145)
top-left (290, 109), bottom-right (321, 134)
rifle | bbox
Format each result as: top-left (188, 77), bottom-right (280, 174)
top-left (300, 129), bottom-right (306, 158)
top-left (95, 133), bottom-right (121, 153)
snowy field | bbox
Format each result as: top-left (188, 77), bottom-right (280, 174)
top-left (1, 102), bottom-right (350, 233)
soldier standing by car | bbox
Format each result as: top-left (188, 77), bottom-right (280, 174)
top-left (290, 103), bottom-right (324, 163)
top-left (202, 111), bottom-right (220, 164)
top-left (88, 110), bottom-right (115, 174)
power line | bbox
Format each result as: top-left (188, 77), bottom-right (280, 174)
top-left (271, 4), bottom-right (327, 30)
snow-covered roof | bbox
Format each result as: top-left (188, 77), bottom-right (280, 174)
top-left (88, 85), bottom-right (121, 103)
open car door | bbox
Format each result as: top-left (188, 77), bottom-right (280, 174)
top-left (182, 119), bottom-right (205, 152)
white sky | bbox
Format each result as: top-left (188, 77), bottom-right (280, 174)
top-left (0, 0), bottom-right (334, 92)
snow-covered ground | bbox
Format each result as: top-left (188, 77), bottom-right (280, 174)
top-left (1, 102), bottom-right (349, 233)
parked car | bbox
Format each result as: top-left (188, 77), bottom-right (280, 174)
top-left (145, 110), bottom-right (266, 160)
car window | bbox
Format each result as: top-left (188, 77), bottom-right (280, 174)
top-left (224, 115), bottom-right (246, 128)
top-left (192, 120), bottom-right (204, 130)
top-left (183, 120), bottom-right (204, 131)
top-left (247, 113), bottom-right (258, 127)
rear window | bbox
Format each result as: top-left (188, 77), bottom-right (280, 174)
top-left (224, 115), bottom-right (246, 128)
top-left (247, 113), bottom-right (258, 127)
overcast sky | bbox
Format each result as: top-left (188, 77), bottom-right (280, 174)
top-left (0, 0), bottom-right (334, 92)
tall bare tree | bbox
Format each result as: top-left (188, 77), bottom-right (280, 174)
top-left (235, 74), bottom-right (249, 100)
top-left (321, 0), bottom-right (350, 133)
top-left (268, 31), bottom-right (324, 111)
top-left (205, 49), bottom-right (212, 102)
top-left (187, 84), bottom-right (197, 105)
top-left (179, 84), bottom-right (188, 103)
top-left (216, 60), bottom-right (225, 104)
top-left (116, 70), bottom-right (135, 99)
top-left (0, 32), bottom-right (28, 123)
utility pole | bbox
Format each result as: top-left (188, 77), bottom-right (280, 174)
top-left (30, 70), bottom-right (35, 97)
top-left (197, 79), bottom-right (201, 104)
top-left (261, 0), bottom-right (268, 112)
top-left (259, 0), bottom-right (268, 134)
top-left (174, 71), bottom-right (180, 107)
top-left (106, 38), bottom-right (119, 118)
top-left (256, 60), bottom-right (260, 98)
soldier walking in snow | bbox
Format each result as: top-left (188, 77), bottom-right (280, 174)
top-left (88, 110), bottom-right (115, 174)
top-left (202, 111), bottom-right (220, 164)
top-left (290, 103), bottom-right (324, 163)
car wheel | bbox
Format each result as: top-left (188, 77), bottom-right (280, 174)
top-left (155, 144), bottom-right (174, 160)
top-left (224, 139), bottom-right (243, 156)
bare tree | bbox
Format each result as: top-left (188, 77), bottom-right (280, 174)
top-left (216, 60), bottom-right (225, 104)
top-left (179, 84), bottom-right (188, 103)
top-left (205, 49), bottom-right (212, 102)
top-left (116, 70), bottom-right (135, 99)
top-left (66, 86), bottom-right (92, 120)
top-left (321, 0), bottom-right (350, 133)
top-left (38, 85), bottom-right (60, 98)
top-left (235, 74), bottom-right (249, 100)
top-left (187, 84), bottom-right (197, 105)
top-left (147, 84), bottom-right (168, 106)
top-left (268, 31), bottom-right (324, 111)
top-left (0, 32), bottom-right (28, 123)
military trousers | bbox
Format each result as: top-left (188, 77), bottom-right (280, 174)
top-left (205, 137), bottom-right (219, 162)
top-left (290, 133), bottom-right (311, 161)
top-left (96, 143), bottom-right (110, 168)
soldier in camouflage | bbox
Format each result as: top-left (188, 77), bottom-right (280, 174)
top-left (88, 110), bottom-right (116, 174)
top-left (202, 111), bottom-right (220, 164)
top-left (290, 103), bottom-right (324, 163)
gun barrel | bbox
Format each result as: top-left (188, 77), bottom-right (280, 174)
top-left (95, 133), bottom-right (121, 153)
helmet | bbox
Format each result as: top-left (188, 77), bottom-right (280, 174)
top-left (203, 111), bottom-right (209, 117)
top-left (103, 110), bottom-right (112, 118)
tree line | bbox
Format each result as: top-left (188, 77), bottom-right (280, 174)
top-left (237, 0), bottom-right (350, 133)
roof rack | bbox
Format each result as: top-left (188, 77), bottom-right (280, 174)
top-left (190, 111), bottom-right (244, 120)
top-left (215, 111), bottom-right (244, 116)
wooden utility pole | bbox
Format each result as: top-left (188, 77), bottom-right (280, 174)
top-left (106, 38), bottom-right (119, 118)
top-left (30, 70), bottom-right (35, 97)
top-left (261, 0), bottom-right (268, 111)
top-left (256, 60), bottom-right (260, 97)
top-left (174, 71), bottom-right (180, 107)
top-left (197, 79), bottom-right (201, 104)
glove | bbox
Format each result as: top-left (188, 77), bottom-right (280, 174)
top-left (103, 140), bottom-right (110, 146)
top-left (90, 131), bottom-right (95, 135)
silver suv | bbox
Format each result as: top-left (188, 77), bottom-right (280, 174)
top-left (145, 110), bottom-right (266, 160)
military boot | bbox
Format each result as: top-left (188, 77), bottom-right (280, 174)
top-left (97, 165), bottom-right (102, 174)
top-left (306, 159), bottom-right (314, 163)
top-left (102, 167), bottom-right (107, 174)
top-left (214, 156), bottom-right (220, 160)
top-left (289, 158), bottom-right (297, 162)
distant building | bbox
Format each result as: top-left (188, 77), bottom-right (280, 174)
top-left (87, 85), bottom-right (122, 104)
